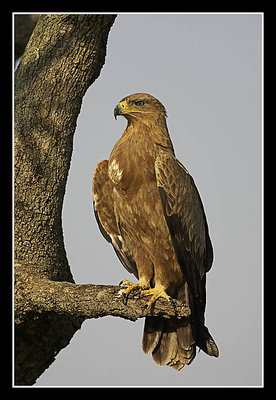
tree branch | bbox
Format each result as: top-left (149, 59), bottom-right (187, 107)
top-left (14, 261), bottom-right (191, 324)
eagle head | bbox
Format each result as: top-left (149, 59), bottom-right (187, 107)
top-left (114, 93), bottom-right (167, 122)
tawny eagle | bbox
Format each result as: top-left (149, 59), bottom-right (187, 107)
top-left (92, 93), bottom-right (219, 370)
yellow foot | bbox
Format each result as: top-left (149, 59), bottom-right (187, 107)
top-left (119, 280), bottom-right (143, 305)
top-left (141, 285), bottom-right (176, 313)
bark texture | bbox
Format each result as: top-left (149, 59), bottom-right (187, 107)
top-left (14, 14), bottom-right (117, 283)
top-left (14, 261), bottom-right (190, 323)
top-left (14, 14), bottom-right (117, 386)
top-left (14, 14), bottom-right (190, 386)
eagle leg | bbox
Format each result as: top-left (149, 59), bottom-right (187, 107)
top-left (141, 285), bottom-right (176, 314)
top-left (119, 280), bottom-right (143, 305)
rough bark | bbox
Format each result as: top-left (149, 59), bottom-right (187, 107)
top-left (14, 14), bottom-right (117, 283)
top-left (14, 13), bottom-right (117, 386)
top-left (14, 261), bottom-right (190, 323)
top-left (14, 14), bottom-right (190, 386)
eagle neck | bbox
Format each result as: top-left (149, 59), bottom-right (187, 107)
top-left (123, 118), bottom-right (174, 153)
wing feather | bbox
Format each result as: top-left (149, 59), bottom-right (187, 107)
top-left (155, 149), bottom-right (213, 304)
top-left (92, 160), bottom-right (138, 278)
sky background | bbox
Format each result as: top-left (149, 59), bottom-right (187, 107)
top-left (34, 13), bottom-right (263, 387)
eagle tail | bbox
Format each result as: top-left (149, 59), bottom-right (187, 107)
top-left (190, 289), bottom-right (219, 358)
top-left (142, 316), bottom-right (196, 370)
top-left (194, 323), bottom-right (219, 358)
top-left (142, 282), bottom-right (218, 369)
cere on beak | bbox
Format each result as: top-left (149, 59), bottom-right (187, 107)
top-left (114, 100), bottom-right (127, 120)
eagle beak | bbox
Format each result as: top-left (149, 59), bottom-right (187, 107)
top-left (114, 100), bottom-right (127, 120)
top-left (114, 104), bottom-right (120, 120)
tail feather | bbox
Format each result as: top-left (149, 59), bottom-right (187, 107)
top-left (143, 316), bottom-right (196, 370)
top-left (143, 282), bottom-right (219, 371)
top-left (142, 316), bottom-right (164, 354)
top-left (152, 329), bottom-right (178, 366)
top-left (142, 282), bottom-right (218, 369)
top-left (194, 323), bottom-right (219, 358)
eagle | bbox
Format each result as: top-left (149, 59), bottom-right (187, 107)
top-left (92, 93), bottom-right (219, 370)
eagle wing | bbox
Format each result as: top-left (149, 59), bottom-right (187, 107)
top-left (92, 160), bottom-right (138, 278)
top-left (155, 149), bottom-right (213, 305)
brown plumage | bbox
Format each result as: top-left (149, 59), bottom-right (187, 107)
top-left (92, 93), bottom-right (219, 370)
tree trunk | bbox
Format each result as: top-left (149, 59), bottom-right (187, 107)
top-left (14, 14), bottom-right (190, 386)
top-left (14, 14), bottom-right (117, 385)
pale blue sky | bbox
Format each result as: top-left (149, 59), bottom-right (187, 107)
top-left (34, 13), bottom-right (263, 387)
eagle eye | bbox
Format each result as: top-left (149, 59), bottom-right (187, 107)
top-left (134, 100), bottom-right (145, 107)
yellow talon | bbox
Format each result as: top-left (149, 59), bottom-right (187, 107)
top-left (121, 280), bottom-right (140, 296)
top-left (120, 280), bottom-right (142, 305)
top-left (119, 281), bottom-right (175, 313)
top-left (141, 285), bottom-right (172, 311)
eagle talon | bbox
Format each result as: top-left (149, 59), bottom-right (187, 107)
top-left (122, 287), bottom-right (141, 305)
top-left (169, 297), bottom-right (178, 317)
top-left (122, 293), bottom-right (128, 306)
top-left (119, 280), bottom-right (142, 305)
top-left (131, 288), bottom-right (142, 298)
top-left (119, 279), bottom-right (130, 287)
top-left (140, 285), bottom-right (173, 311)
top-left (142, 303), bottom-right (150, 314)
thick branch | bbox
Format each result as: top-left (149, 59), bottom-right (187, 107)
top-left (14, 262), bottom-right (190, 324)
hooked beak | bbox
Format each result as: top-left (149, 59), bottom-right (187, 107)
top-left (114, 104), bottom-right (121, 120)
top-left (113, 100), bottom-right (127, 120)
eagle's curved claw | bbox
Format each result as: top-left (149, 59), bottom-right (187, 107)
top-left (119, 280), bottom-right (142, 305)
top-left (141, 285), bottom-right (176, 314)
